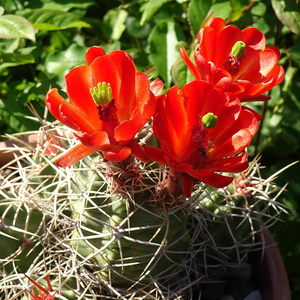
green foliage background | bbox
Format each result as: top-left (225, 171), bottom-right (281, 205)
top-left (0, 0), bottom-right (299, 298)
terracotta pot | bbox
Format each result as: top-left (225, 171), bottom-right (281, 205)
top-left (251, 227), bottom-right (291, 300)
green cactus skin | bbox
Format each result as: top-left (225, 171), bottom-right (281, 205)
top-left (0, 201), bottom-right (44, 274)
top-left (71, 190), bottom-right (191, 287)
top-left (194, 183), bottom-right (266, 267)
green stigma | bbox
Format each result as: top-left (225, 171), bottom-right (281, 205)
top-left (202, 113), bottom-right (218, 128)
top-left (90, 82), bottom-right (113, 105)
top-left (231, 41), bottom-right (246, 58)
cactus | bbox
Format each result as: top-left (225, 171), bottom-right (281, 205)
top-left (0, 128), bottom-right (288, 300)
top-left (68, 157), bottom-right (191, 289)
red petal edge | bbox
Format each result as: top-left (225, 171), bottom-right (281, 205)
top-left (85, 46), bottom-right (106, 65)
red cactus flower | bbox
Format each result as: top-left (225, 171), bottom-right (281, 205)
top-left (45, 46), bottom-right (163, 167)
top-left (144, 81), bottom-right (258, 197)
top-left (180, 17), bottom-right (284, 102)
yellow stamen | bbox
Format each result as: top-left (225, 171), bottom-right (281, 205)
top-left (90, 82), bottom-right (112, 105)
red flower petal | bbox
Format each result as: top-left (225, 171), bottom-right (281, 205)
top-left (189, 17), bottom-right (285, 101)
top-left (212, 109), bottom-right (258, 158)
top-left (46, 47), bottom-right (157, 166)
top-left (85, 46), bottom-right (106, 65)
top-left (104, 147), bottom-right (132, 162)
top-left (181, 173), bottom-right (195, 197)
top-left (115, 112), bottom-right (142, 144)
top-left (149, 81), bottom-right (257, 192)
top-left (75, 131), bottom-right (111, 150)
top-left (45, 88), bottom-right (97, 133)
top-left (134, 72), bottom-right (157, 124)
top-left (242, 27), bottom-right (266, 51)
top-left (207, 17), bottom-right (226, 34)
top-left (90, 51), bottom-right (137, 121)
top-left (180, 46), bottom-right (201, 80)
top-left (214, 25), bottom-right (243, 67)
top-left (204, 151), bottom-right (248, 172)
top-left (144, 145), bottom-right (168, 165)
top-left (65, 65), bottom-right (101, 127)
top-left (189, 170), bottom-right (234, 188)
top-left (150, 78), bottom-right (164, 96)
top-left (56, 143), bottom-right (98, 167)
top-left (130, 141), bottom-right (150, 162)
top-left (198, 26), bottom-right (217, 62)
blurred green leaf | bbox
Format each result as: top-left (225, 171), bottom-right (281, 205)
top-left (289, 37), bottom-right (300, 65)
top-left (22, 9), bottom-right (91, 31)
top-left (271, 0), bottom-right (300, 35)
top-left (149, 21), bottom-right (185, 87)
top-left (209, 0), bottom-right (232, 21)
top-left (0, 47), bottom-right (35, 70)
top-left (188, 0), bottom-right (213, 37)
top-left (140, 0), bottom-right (170, 26)
top-left (126, 16), bottom-right (152, 39)
top-left (44, 43), bottom-right (87, 79)
top-left (171, 55), bottom-right (188, 87)
top-left (0, 98), bottom-right (38, 133)
top-left (0, 75), bottom-right (55, 134)
top-left (25, 0), bottom-right (95, 10)
top-left (101, 41), bottom-right (121, 54)
top-left (48, 30), bottom-right (74, 50)
top-left (1, 38), bottom-right (20, 53)
top-left (0, 7), bottom-right (4, 16)
top-left (229, 0), bottom-right (256, 22)
top-left (171, 43), bottom-right (194, 88)
top-left (0, 0), bottom-right (23, 13)
top-left (250, 1), bottom-right (267, 17)
top-left (0, 14), bottom-right (35, 41)
top-left (282, 66), bottom-right (298, 93)
top-left (102, 9), bottom-right (128, 41)
top-left (287, 81), bottom-right (300, 112)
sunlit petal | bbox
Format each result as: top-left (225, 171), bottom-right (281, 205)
top-left (56, 143), bottom-right (98, 168)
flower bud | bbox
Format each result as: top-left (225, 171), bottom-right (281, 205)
top-left (90, 82), bottom-right (112, 105)
top-left (231, 41), bottom-right (246, 58)
top-left (202, 112), bottom-right (218, 128)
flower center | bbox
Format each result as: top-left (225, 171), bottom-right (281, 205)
top-left (191, 121), bottom-right (215, 159)
top-left (97, 99), bottom-right (118, 122)
top-left (90, 82), bottom-right (117, 123)
top-left (223, 41), bottom-right (246, 76)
